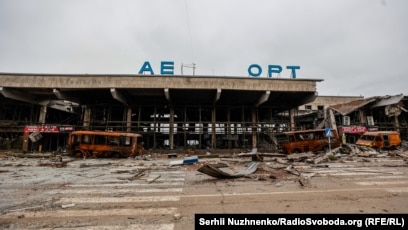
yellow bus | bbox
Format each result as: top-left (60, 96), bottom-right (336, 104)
top-left (67, 130), bottom-right (144, 158)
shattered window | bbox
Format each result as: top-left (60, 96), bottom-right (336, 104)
top-left (276, 134), bottom-right (288, 142)
top-left (72, 135), bottom-right (80, 144)
top-left (94, 135), bottom-right (106, 145)
top-left (82, 135), bottom-right (91, 144)
top-left (121, 136), bottom-right (132, 146)
top-left (108, 137), bottom-right (120, 146)
top-left (362, 135), bottom-right (375, 141)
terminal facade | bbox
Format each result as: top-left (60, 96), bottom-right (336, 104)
top-left (0, 73), bottom-right (322, 152)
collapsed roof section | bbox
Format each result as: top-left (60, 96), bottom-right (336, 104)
top-left (329, 94), bottom-right (408, 116)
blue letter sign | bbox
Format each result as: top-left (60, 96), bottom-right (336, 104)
top-left (286, 65), bottom-right (300, 79)
top-left (267, 65), bottom-right (282, 77)
top-left (247, 64), bottom-right (262, 77)
top-left (160, 61), bottom-right (174, 75)
top-left (248, 64), bottom-right (300, 78)
top-left (138, 61), bottom-right (154, 75)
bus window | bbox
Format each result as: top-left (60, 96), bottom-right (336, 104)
top-left (295, 133), bottom-right (304, 140)
top-left (306, 133), bottom-right (314, 140)
top-left (94, 135), bottom-right (106, 145)
top-left (82, 134), bottom-right (91, 144)
top-left (71, 135), bottom-right (80, 144)
top-left (108, 137), bottom-right (120, 146)
top-left (121, 136), bottom-right (132, 146)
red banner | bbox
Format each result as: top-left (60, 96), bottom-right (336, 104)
top-left (341, 126), bottom-right (367, 134)
top-left (24, 125), bottom-right (74, 133)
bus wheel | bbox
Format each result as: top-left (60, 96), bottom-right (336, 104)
top-left (293, 149), bottom-right (301, 154)
top-left (83, 151), bottom-right (91, 158)
top-left (74, 151), bottom-right (82, 158)
top-left (112, 152), bottom-right (123, 158)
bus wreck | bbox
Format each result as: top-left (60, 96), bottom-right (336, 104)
top-left (67, 130), bottom-right (144, 158)
top-left (275, 129), bottom-right (340, 154)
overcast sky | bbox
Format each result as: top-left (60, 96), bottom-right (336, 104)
top-left (0, 0), bottom-right (407, 97)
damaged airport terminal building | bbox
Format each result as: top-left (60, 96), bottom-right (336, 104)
top-left (0, 72), bottom-right (407, 153)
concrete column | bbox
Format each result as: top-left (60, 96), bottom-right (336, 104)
top-left (126, 107), bottom-right (132, 132)
top-left (83, 107), bottom-right (91, 128)
top-left (22, 129), bottom-right (29, 153)
top-left (359, 110), bottom-right (367, 125)
top-left (394, 115), bottom-right (400, 132)
top-left (289, 109), bottom-right (295, 131)
top-left (38, 105), bottom-right (47, 124)
top-left (211, 107), bottom-right (216, 149)
top-left (169, 107), bottom-right (174, 150)
top-left (251, 108), bottom-right (257, 149)
top-left (227, 108), bottom-right (231, 149)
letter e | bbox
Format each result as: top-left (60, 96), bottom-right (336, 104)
top-left (161, 61), bottom-right (174, 75)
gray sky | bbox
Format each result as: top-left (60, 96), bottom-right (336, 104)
top-left (0, 0), bottom-right (407, 97)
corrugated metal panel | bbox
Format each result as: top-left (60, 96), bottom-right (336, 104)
top-left (370, 94), bottom-right (404, 108)
top-left (329, 98), bottom-right (377, 115)
top-left (197, 162), bottom-right (260, 179)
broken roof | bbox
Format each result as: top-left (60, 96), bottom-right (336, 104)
top-left (329, 94), bottom-right (407, 115)
top-left (370, 94), bottom-right (405, 108)
top-left (329, 98), bottom-right (377, 115)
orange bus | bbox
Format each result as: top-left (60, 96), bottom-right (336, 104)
top-left (67, 130), bottom-right (144, 158)
top-left (275, 129), bottom-right (340, 154)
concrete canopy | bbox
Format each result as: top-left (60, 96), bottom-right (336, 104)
top-left (0, 73), bottom-right (322, 110)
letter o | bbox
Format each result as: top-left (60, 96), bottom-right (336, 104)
top-left (248, 64), bottom-right (262, 77)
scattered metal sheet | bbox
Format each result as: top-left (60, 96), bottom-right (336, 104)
top-left (197, 162), bottom-right (260, 178)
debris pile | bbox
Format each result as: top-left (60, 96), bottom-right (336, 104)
top-left (195, 143), bottom-right (408, 186)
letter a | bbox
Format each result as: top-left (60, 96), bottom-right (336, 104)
top-left (139, 61), bottom-right (154, 75)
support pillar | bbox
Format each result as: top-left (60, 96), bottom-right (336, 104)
top-left (22, 128), bottom-right (29, 153)
top-left (394, 115), bottom-right (400, 132)
top-left (251, 108), bottom-right (257, 149)
top-left (359, 110), bottom-right (367, 125)
top-left (126, 107), bottom-right (132, 132)
top-left (211, 107), bottom-right (216, 149)
top-left (289, 109), bottom-right (295, 131)
top-left (169, 107), bottom-right (174, 150)
top-left (38, 105), bottom-right (47, 124)
top-left (83, 107), bottom-right (91, 129)
top-left (227, 108), bottom-right (231, 149)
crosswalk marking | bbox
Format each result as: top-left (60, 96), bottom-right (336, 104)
top-left (355, 181), bottom-right (408, 186)
top-left (66, 182), bottom-right (185, 187)
top-left (2, 168), bottom-right (186, 230)
top-left (306, 163), bottom-right (408, 195)
top-left (56, 195), bottom-right (180, 204)
top-left (46, 187), bottom-right (182, 195)
top-left (36, 224), bottom-right (175, 230)
top-left (386, 188), bottom-right (408, 193)
top-left (0, 207), bottom-right (179, 218)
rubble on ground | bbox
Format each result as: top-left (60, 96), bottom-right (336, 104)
top-left (1, 142), bottom-right (407, 188)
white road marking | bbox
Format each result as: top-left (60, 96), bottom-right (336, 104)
top-left (37, 224), bottom-right (175, 230)
top-left (386, 188), bottom-right (408, 193)
top-left (179, 186), bottom-right (408, 198)
top-left (355, 181), bottom-right (408, 186)
top-left (56, 195), bottom-right (180, 204)
top-left (46, 188), bottom-right (183, 194)
top-left (66, 182), bottom-right (185, 187)
top-left (0, 208), bottom-right (178, 218)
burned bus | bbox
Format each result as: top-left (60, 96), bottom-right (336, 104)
top-left (67, 130), bottom-right (144, 158)
top-left (275, 129), bottom-right (340, 154)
